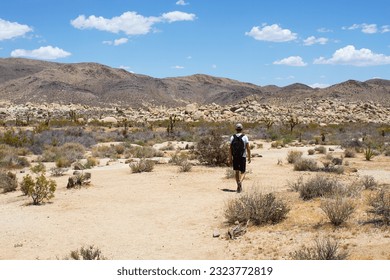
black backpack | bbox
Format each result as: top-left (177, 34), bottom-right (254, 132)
top-left (231, 134), bottom-right (245, 158)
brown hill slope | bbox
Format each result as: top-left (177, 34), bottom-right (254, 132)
top-left (0, 58), bottom-right (389, 107)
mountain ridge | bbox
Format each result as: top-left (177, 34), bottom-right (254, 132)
top-left (0, 58), bottom-right (389, 107)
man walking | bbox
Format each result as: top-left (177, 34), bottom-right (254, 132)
top-left (229, 123), bottom-right (251, 193)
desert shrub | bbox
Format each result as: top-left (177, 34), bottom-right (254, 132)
top-left (196, 129), bottom-right (229, 166)
top-left (130, 159), bottom-right (155, 173)
top-left (20, 173), bottom-right (56, 205)
top-left (169, 151), bottom-right (188, 165)
top-left (225, 168), bottom-right (235, 179)
top-left (129, 146), bottom-right (163, 158)
top-left (0, 171), bottom-right (18, 193)
top-left (290, 237), bottom-right (348, 260)
top-left (293, 158), bottom-right (319, 171)
top-left (224, 190), bottom-right (290, 226)
top-left (294, 175), bottom-right (341, 200)
top-left (0, 145), bottom-right (30, 169)
top-left (286, 150), bottom-right (303, 164)
top-left (308, 149), bottom-right (315, 155)
top-left (288, 176), bottom-right (304, 192)
top-left (322, 162), bottom-right (344, 174)
top-left (91, 145), bottom-right (117, 158)
top-left (320, 196), bottom-right (355, 226)
top-left (41, 142), bottom-right (85, 166)
top-left (0, 128), bottom-right (31, 148)
top-left (85, 157), bottom-right (99, 168)
top-left (67, 245), bottom-right (106, 260)
top-left (368, 188), bottom-right (390, 225)
top-left (361, 175), bottom-right (378, 190)
top-left (49, 167), bottom-right (68, 177)
top-left (344, 148), bottom-right (356, 158)
top-left (55, 157), bottom-right (72, 168)
top-left (178, 160), bottom-right (192, 172)
top-left (30, 128), bottom-right (96, 155)
top-left (364, 146), bottom-right (375, 161)
top-left (315, 146), bottom-right (327, 154)
top-left (30, 162), bottom-right (46, 174)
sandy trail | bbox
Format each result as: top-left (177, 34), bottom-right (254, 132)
top-left (1, 142), bottom-right (390, 260)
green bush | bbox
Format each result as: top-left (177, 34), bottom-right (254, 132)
top-left (20, 173), bottom-right (56, 205)
top-left (224, 190), bottom-right (290, 226)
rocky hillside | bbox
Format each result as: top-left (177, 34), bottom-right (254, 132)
top-left (1, 58), bottom-right (389, 108)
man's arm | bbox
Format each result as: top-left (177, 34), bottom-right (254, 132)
top-left (246, 142), bottom-right (251, 163)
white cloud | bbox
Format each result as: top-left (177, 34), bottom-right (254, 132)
top-left (10, 45), bottom-right (71, 60)
top-left (245, 24), bottom-right (297, 42)
top-left (161, 11), bottom-right (196, 23)
top-left (303, 36), bottom-right (328, 46)
top-left (71, 11), bottom-right (196, 35)
top-left (309, 83), bottom-right (329, 88)
top-left (317, 27), bottom-right (332, 33)
top-left (172, 65), bottom-right (184, 69)
top-left (344, 23), bottom-right (381, 34)
top-left (382, 25), bottom-right (390, 33)
top-left (273, 56), bottom-right (307, 66)
top-left (71, 12), bottom-right (159, 35)
top-left (176, 0), bottom-right (189, 5)
top-left (0, 18), bottom-right (32, 40)
top-left (103, 37), bottom-right (128, 46)
top-left (313, 45), bottom-right (390, 66)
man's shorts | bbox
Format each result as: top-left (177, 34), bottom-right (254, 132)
top-left (232, 157), bottom-right (246, 173)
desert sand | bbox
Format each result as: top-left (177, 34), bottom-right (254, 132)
top-left (1, 141), bottom-right (390, 260)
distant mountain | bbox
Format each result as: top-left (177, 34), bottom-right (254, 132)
top-left (0, 58), bottom-right (389, 107)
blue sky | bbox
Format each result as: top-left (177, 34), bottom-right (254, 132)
top-left (1, 0), bottom-right (389, 87)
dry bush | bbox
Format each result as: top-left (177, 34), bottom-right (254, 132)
top-left (290, 237), bottom-right (348, 260)
top-left (49, 167), bottom-right (68, 177)
top-left (315, 146), bottom-right (327, 154)
top-left (225, 168), bottom-right (235, 179)
top-left (308, 149), bottom-right (315, 155)
top-left (320, 196), bottom-right (355, 226)
top-left (178, 160), bottom-right (192, 172)
top-left (130, 159), bottom-right (155, 173)
top-left (361, 175), bottom-right (378, 190)
top-left (224, 190), bottom-right (290, 226)
top-left (67, 245), bottom-right (106, 260)
top-left (294, 175), bottom-right (342, 200)
top-left (0, 171), bottom-right (17, 193)
top-left (286, 150), bottom-right (303, 164)
top-left (126, 146), bottom-right (163, 159)
top-left (293, 158), bottom-right (319, 171)
top-left (85, 157), bottom-right (99, 168)
top-left (344, 148), bottom-right (356, 158)
top-left (42, 142), bottom-right (85, 166)
top-left (169, 151), bottom-right (188, 165)
top-left (368, 188), bottom-right (390, 225)
top-left (196, 129), bottom-right (229, 166)
top-left (322, 162), bottom-right (344, 174)
top-left (0, 145), bottom-right (30, 169)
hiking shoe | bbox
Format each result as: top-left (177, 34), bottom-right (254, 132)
top-left (237, 182), bottom-right (242, 193)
